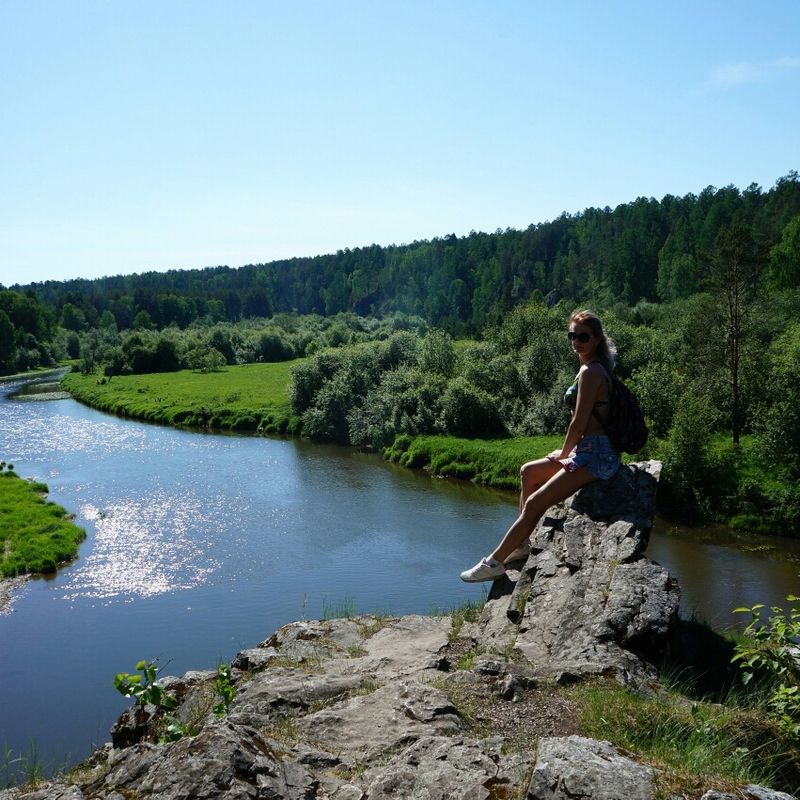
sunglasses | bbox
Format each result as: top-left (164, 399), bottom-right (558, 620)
top-left (567, 331), bottom-right (592, 343)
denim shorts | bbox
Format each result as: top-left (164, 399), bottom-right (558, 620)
top-left (560, 434), bottom-right (620, 481)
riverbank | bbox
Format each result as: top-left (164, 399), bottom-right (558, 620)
top-left (62, 363), bottom-right (299, 433)
top-left (0, 465), bottom-right (86, 613)
top-left (60, 365), bottom-right (792, 535)
top-left (0, 575), bottom-right (29, 615)
top-left (6, 463), bottom-right (798, 798)
top-left (0, 366), bottom-right (68, 383)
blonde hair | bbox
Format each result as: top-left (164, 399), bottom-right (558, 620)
top-left (569, 309), bottom-right (617, 370)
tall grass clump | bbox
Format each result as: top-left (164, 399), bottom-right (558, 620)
top-left (0, 463), bottom-right (86, 578)
top-left (569, 680), bottom-right (800, 797)
top-left (321, 597), bottom-right (358, 620)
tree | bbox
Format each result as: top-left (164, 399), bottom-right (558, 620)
top-left (705, 222), bottom-right (763, 444)
top-left (98, 310), bottom-right (118, 331)
top-left (769, 215), bottom-right (800, 290)
top-left (0, 309), bottom-right (15, 372)
top-left (133, 309), bottom-right (155, 330)
top-left (60, 302), bottom-right (86, 332)
top-left (66, 331), bottom-right (81, 359)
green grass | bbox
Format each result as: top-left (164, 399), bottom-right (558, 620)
top-left (321, 596), bottom-right (358, 620)
top-left (61, 361), bottom-right (302, 434)
top-left (384, 431), bottom-right (794, 534)
top-left (564, 612), bottom-right (800, 797)
top-left (384, 433), bottom-right (563, 490)
top-left (0, 465), bottom-right (86, 578)
top-left (567, 679), bottom-right (800, 798)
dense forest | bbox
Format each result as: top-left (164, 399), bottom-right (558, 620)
top-left (4, 173), bottom-right (799, 339)
top-left (2, 172), bottom-right (799, 531)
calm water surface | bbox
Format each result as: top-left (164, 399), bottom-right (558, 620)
top-left (1, 375), bottom-right (799, 776)
top-left (0, 378), bottom-right (512, 775)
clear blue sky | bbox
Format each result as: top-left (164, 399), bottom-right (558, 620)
top-left (1, 1), bottom-right (798, 286)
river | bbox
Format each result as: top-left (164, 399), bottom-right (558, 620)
top-left (1, 375), bottom-right (799, 779)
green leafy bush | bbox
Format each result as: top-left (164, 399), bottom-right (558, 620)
top-left (660, 391), bottom-right (714, 519)
top-left (348, 368), bottom-right (446, 448)
top-left (213, 664), bottom-right (236, 717)
top-left (114, 660), bottom-right (178, 711)
top-left (733, 598), bottom-right (800, 737)
top-left (439, 377), bottom-right (504, 438)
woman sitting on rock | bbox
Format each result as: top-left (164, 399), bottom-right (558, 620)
top-left (460, 309), bottom-right (621, 582)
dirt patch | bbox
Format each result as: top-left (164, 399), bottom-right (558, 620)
top-left (466, 684), bottom-right (581, 752)
top-left (436, 639), bottom-right (582, 751)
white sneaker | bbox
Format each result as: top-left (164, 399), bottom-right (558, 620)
top-left (460, 557), bottom-right (505, 583)
top-left (504, 542), bottom-right (531, 564)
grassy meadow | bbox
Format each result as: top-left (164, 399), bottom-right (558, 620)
top-left (61, 361), bottom-right (300, 434)
top-left (0, 465), bottom-right (86, 578)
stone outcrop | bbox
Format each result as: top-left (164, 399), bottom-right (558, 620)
top-left (480, 460), bottom-right (680, 686)
top-left (3, 462), bottom-right (794, 800)
top-left (528, 735), bottom-right (655, 800)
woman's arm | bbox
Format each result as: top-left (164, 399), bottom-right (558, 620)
top-left (554, 365), bottom-right (604, 459)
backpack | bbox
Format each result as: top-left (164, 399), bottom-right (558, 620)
top-left (593, 365), bottom-right (649, 455)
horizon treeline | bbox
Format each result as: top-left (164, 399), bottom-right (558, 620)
top-left (4, 172), bottom-right (799, 337)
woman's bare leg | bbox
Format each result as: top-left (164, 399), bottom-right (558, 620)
top-left (492, 466), bottom-right (598, 563)
top-left (519, 458), bottom-right (561, 512)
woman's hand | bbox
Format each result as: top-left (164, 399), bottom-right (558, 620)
top-left (546, 450), bottom-right (562, 461)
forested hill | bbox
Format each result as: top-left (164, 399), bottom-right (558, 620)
top-left (12, 172), bottom-right (800, 334)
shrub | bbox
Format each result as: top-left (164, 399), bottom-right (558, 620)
top-left (290, 349), bottom-right (348, 413)
top-left (661, 390), bottom-right (714, 520)
top-left (418, 329), bottom-right (455, 376)
top-left (506, 366), bottom-right (573, 436)
top-left (348, 368), bottom-right (447, 448)
top-left (518, 331), bottom-right (573, 393)
top-left (459, 344), bottom-right (524, 401)
top-left (440, 377), bottom-right (504, 438)
top-left (733, 598), bottom-right (800, 737)
top-left (628, 361), bottom-right (684, 439)
top-left (301, 372), bottom-right (357, 443)
top-left (258, 329), bottom-right (296, 362)
top-left (383, 330), bottom-right (420, 368)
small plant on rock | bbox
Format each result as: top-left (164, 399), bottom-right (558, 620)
top-left (114, 660), bottom-right (178, 711)
top-left (213, 663), bottom-right (236, 717)
top-left (114, 659), bottom-right (189, 743)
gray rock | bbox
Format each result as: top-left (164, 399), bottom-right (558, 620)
top-left (0, 788), bottom-right (85, 800)
top-left (479, 461), bottom-right (680, 684)
top-left (528, 735), bottom-right (655, 800)
top-left (364, 735), bottom-right (530, 800)
top-left (739, 787), bottom-right (798, 800)
top-left (231, 646), bottom-right (279, 671)
top-left (300, 680), bottom-right (462, 760)
top-left (103, 721), bottom-right (318, 799)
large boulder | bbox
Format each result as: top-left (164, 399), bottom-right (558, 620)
top-left (527, 735), bottom-right (655, 800)
top-left (478, 461), bottom-right (680, 684)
